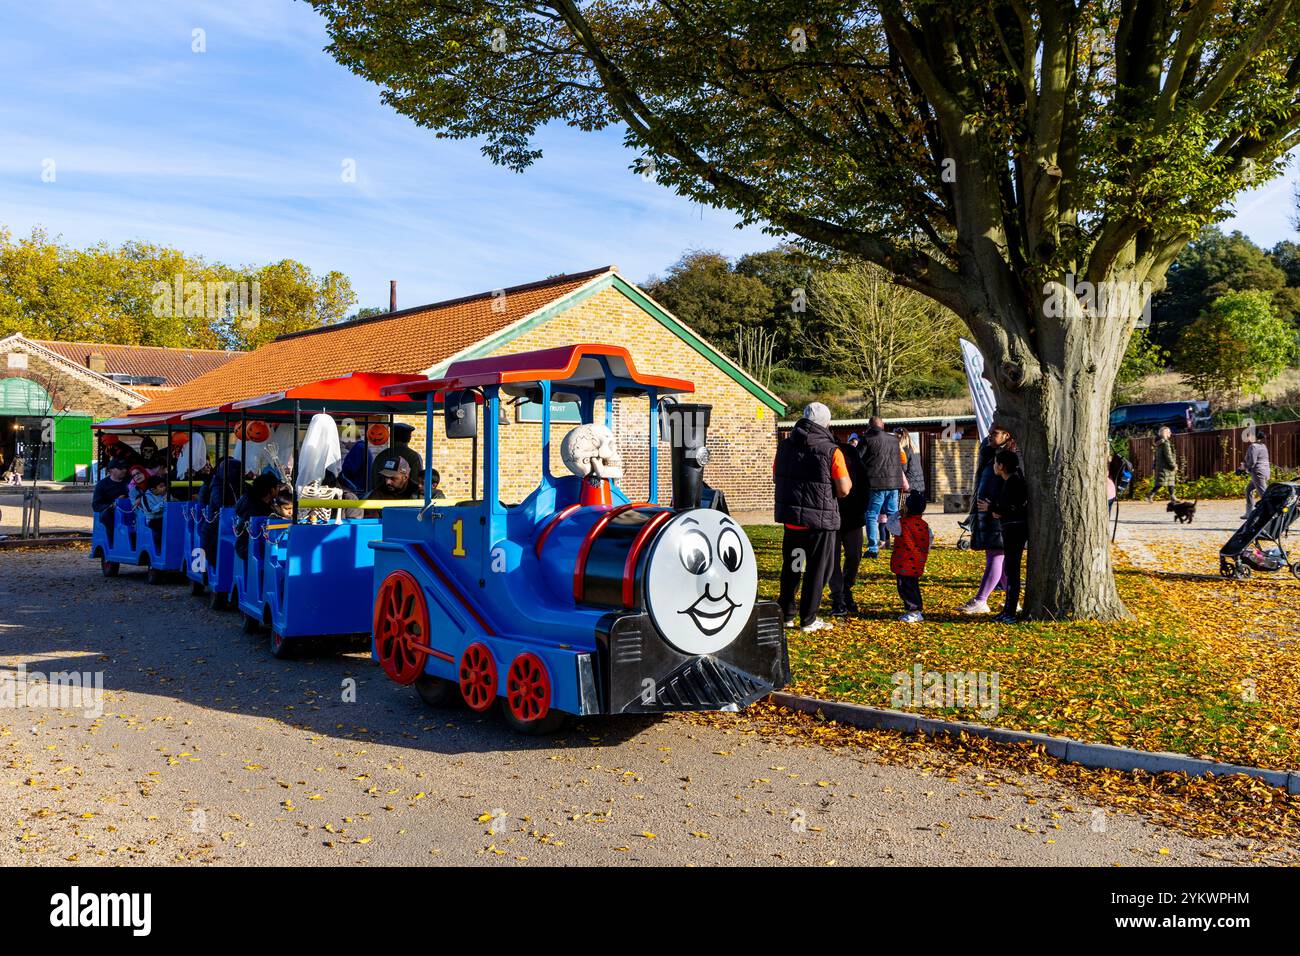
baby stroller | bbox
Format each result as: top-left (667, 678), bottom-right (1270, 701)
top-left (1219, 482), bottom-right (1300, 581)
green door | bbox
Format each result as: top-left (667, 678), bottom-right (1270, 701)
top-left (52, 414), bottom-right (93, 482)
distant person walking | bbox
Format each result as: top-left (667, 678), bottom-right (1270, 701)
top-left (1146, 427), bottom-right (1178, 503)
top-left (773, 403), bottom-right (851, 632)
top-left (857, 416), bottom-right (905, 559)
top-left (1241, 429), bottom-right (1271, 518)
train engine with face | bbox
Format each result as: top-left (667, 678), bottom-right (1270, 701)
top-left (370, 345), bottom-right (789, 734)
top-left (542, 446), bottom-right (788, 716)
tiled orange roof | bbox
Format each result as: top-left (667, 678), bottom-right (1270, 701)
top-left (35, 340), bottom-right (240, 385)
top-left (129, 268), bottom-right (614, 416)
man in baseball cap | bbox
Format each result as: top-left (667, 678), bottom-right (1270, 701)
top-left (366, 455), bottom-right (420, 500)
top-left (368, 421), bottom-right (423, 491)
top-left (93, 458), bottom-right (131, 544)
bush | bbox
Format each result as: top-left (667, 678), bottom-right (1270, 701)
top-left (1128, 466), bottom-right (1300, 499)
top-left (1214, 399), bottom-right (1300, 428)
top-left (892, 365), bottom-right (968, 401)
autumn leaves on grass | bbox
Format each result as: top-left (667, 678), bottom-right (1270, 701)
top-left (746, 525), bottom-right (1300, 771)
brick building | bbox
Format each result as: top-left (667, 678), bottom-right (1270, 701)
top-left (126, 268), bottom-right (786, 512)
top-left (0, 334), bottom-right (240, 481)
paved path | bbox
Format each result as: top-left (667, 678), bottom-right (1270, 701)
top-left (1109, 498), bottom-right (1283, 573)
top-left (0, 489), bottom-right (93, 538)
top-left (1, 549), bottom-right (1280, 866)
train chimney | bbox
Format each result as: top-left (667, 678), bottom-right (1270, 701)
top-left (389, 280), bottom-right (397, 312)
top-left (665, 403), bottom-right (712, 509)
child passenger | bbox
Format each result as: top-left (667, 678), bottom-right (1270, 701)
top-left (887, 490), bottom-right (932, 623)
top-left (139, 475), bottom-right (169, 521)
top-left (271, 488), bottom-right (294, 520)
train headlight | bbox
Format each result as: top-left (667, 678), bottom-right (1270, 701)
top-left (643, 510), bottom-right (758, 656)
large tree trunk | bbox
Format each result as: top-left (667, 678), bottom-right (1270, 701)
top-left (982, 288), bottom-right (1135, 622)
top-left (1013, 370), bottom-right (1129, 620)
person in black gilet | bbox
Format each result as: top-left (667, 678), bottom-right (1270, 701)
top-left (773, 403), bottom-right (852, 631)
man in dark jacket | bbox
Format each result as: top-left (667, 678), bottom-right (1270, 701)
top-left (368, 423), bottom-right (423, 491)
top-left (365, 456), bottom-right (421, 501)
top-left (93, 460), bottom-right (130, 544)
top-left (773, 403), bottom-right (851, 632)
top-left (857, 416), bottom-right (905, 557)
top-left (200, 455), bottom-right (244, 574)
top-left (828, 435), bottom-right (870, 616)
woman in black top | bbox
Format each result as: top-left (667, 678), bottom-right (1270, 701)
top-left (984, 448), bottom-right (1029, 623)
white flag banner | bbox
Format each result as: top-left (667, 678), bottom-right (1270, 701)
top-left (959, 338), bottom-right (997, 441)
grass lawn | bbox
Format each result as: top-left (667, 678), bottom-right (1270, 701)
top-left (746, 525), bottom-right (1300, 771)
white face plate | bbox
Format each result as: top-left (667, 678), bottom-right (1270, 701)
top-left (644, 510), bottom-right (758, 656)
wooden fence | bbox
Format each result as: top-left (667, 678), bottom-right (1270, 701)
top-left (1127, 419), bottom-right (1300, 482)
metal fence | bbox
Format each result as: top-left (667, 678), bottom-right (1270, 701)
top-left (1127, 419), bottom-right (1300, 482)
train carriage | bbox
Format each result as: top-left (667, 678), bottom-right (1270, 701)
top-left (174, 403), bottom-right (248, 607)
top-left (371, 343), bottom-right (789, 734)
top-left (217, 373), bottom-right (430, 657)
top-left (90, 412), bottom-right (214, 584)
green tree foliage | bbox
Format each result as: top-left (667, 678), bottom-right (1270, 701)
top-left (222, 260), bottom-right (357, 350)
top-left (733, 244), bottom-right (830, 365)
top-left (0, 227), bottom-right (356, 350)
top-left (1151, 228), bottom-right (1300, 346)
top-left (1271, 240), bottom-right (1300, 286)
top-left (346, 305), bottom-right (391, 322)
top-left (1176, 289), bottom-right (1298, 402)
top-left (811, 263), bottom-right (964, 415)
top-left (1113, 328), bottom-right (1167, 406)
top-left (643, 250), bottom-right (774, 345)
top-left (304, 0), bottom-right (1300, 620)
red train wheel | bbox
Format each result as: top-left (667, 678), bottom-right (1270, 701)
top-left (459, 642), bottom-right (498, 712)
top-left (374, 571), bottom-right (429, 685)
top-left (505, 653), bottom-right (551, 723)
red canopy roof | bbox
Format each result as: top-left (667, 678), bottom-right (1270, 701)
top-left (94, 411), bottom-right (226, 431)
top-left (228, 372), bottom-right (429, 413)
top-left (380, 344), bottom-right (694, 398)
top-left (110, 372), bottom-right (431, 426)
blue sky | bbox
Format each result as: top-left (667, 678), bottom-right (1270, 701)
top-left (1, 0), bottom-right (1297, 312)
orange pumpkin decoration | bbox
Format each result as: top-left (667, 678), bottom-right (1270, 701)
top-left (367, 423), bottom-right (390, 445)
top-left (171, 432), bottom-right (190, 446)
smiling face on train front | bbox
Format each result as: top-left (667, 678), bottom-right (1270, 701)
top-left (643, 511), bottom-right (758, 656)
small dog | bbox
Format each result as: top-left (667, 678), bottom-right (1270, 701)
top-left (1168, 499), bottom-right (1198, 524)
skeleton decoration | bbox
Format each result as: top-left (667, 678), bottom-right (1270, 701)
top-left (560, 423), bottom-right (624, 484)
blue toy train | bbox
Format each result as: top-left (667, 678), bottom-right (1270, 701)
top-left (90, 344), bottom-right (789, 733)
